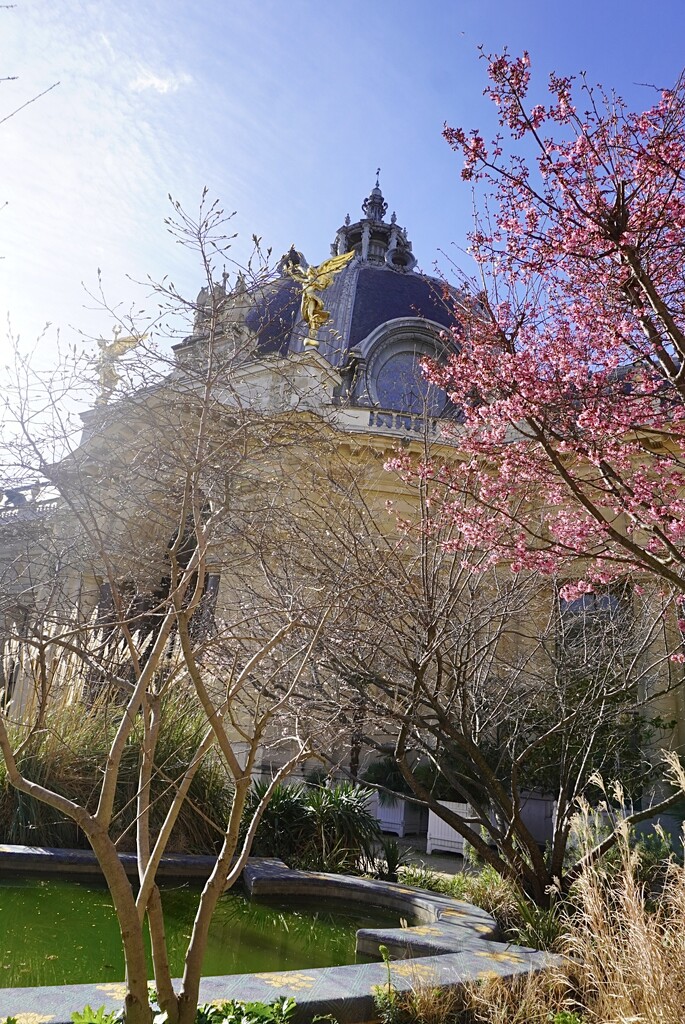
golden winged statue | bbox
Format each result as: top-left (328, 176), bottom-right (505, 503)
top-left (95, 326), bottom-right (142, 404)
top-left (286, 248), bottom-right (355, 348)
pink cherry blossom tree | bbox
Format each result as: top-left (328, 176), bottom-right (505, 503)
top-left (420, 53), bottom-right (685, 630)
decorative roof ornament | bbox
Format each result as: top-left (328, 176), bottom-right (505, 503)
top-left (361, 168), bottom-right (388, 223)
top-left (277, 244), bottom-right (308, 277)
top-left (94, 326), bottom-right (142, 405)
top-left (285, 250), bottom-right (355, 349)
top-left (330, 173), bottom-right (417, 271)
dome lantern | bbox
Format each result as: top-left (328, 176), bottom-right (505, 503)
top-left (330, 172), bottom-right (417, 272)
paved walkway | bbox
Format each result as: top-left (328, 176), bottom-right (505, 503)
top-left (398, 836), bottom-right (467, 876)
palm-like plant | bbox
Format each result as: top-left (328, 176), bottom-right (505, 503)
top-left (302, 781), bottom-right (380, 871)
top-left (244, 780), bottom-right (380, 872)
top-left (243, 780), bottom-right (311, 860)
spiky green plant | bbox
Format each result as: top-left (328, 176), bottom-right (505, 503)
top-left (244, 780), bottom-right (380, 872)
top-left (0, 688), bottom-right (233, 853)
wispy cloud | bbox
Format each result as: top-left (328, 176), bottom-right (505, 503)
top-left (99, 32), bottom-right (116, 61)
top-left (129, 68), bottom-right (192, 94)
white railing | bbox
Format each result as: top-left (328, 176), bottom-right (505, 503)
top-left (0, 499), bottom-right (59, 522)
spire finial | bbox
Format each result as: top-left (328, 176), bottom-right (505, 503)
top-left (362, 173), bottom-right (388, 223)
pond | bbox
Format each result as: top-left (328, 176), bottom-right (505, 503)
top-left (0, 876), bottom-right (398, 988)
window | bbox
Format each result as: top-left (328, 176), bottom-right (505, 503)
top-left (557, 584), bottom-right (631, 661)
top-left (358, 319), bottom-right (454, 416)
top-left (374, 345), bottom-right (447, 415)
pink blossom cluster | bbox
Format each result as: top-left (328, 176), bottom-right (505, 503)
top-left (378, 54), bottom-right (685, 671)
top-left (410, 54), bottom-right (685, 659)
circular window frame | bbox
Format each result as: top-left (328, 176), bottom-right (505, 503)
top-left (360, 318), bottom-right (452, 415)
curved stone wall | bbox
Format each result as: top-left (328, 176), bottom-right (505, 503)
top-left (0, 850), bottom-right (559, 1024)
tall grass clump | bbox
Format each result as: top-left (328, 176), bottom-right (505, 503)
top-left (459, 758), bottom-right (685, 1023)
top-left (460, 833), bottom-right (685, 1023)
top-left (461, 972), bottom-right (576, 1024)
top-left (560, 823), bottom-right (685, 1022)
top-left (114, 691), bottom-right (234, 853)
top-left (0, 695), bottom-right (115, 847)
top-left (0, 689), bottom-right (233, 852)
top-left (395, 828), bottom-right (685, 1022)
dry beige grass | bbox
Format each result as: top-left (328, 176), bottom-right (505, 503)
top-left (559, 829), bottom-right (685, 1023)
top-left (402, 756), bottom-right (685, 1024)
top-left (462, 970), bottom-right (573, 1024)
top-left (464, 848), bottom-right (685, 1022)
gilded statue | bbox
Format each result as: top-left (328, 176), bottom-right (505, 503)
top-left (95, 326), bottom-right (141, 404)
top-left (285, 248), bottom-right (355, 348)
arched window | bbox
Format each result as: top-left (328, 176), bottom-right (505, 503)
top-left (373, 342), bottom-right (447, 415)
top-left (356, 318), bottom-right (454, 416)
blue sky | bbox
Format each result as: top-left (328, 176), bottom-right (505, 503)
top-left (3, 0), bottom-right (685, 362)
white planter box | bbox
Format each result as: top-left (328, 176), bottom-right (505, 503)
top-left (426, 801), bottom-right (471, 854)
top-left (427, 795), bottom-right (554, 856)
top-left (368, 792), bottom-right (428, 837)
top-left (519, 793), bottom-right (555, 846)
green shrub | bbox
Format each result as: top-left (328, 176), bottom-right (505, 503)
top-left (376, 837), bottom-right (412, 882)
top-left (399, 863), bottom-right (453, 894)
top-left (71, 1006), bottom-right (123, 1024)
top-left (194, 997), bottom-right (297, 1024)
top-left (59, 996), bottom-right (304, 1024)
top-left (245, 779), bottom-right (380, 872)
top-left (360, 756), bottom-right (412, 805)
top-left (508, 888), bottom-right (564, 951)
top-left (399, 863), bottom-right (562, 949)
top-left (302, 781), bottom-right (380, 871)
top-left (243, 780), bottom-right (312, 860)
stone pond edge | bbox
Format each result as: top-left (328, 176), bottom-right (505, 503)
top-left (0, 845), bottom-right (559, 1023)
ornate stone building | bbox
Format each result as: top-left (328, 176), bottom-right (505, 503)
top-left (0, 178), bottom-right (461, 712)
top-left (1, 178), bottom-right (682, 824)
top-left (175, 175), bottom-right (458, 433)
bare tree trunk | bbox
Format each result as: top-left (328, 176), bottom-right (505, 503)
top-left (177, 778), bottom-right (250, 1024)
top-left (137, 697), bottom-right (179, 1022)
top-left (0, 720), bottom-right (152, 1020)
top-left (90, 832), bottom-right (154, 1024)
top-left (146, 886), bottom-right (176, 1020)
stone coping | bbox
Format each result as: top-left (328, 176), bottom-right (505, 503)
top-left (0, 843), bottom-right (217, 879)
top-left (0, 851), bottom-right (559, 1024)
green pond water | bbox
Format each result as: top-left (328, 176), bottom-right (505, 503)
top-left (0, 876), bottom-right (397, 988)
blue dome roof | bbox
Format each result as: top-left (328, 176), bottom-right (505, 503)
top-left (245, 261), bottom-right (455, 365)
top-left (347, 265), bottom-right (454, 351)
top-left (245, 277), bottom-right (301, 357)
top-left (239, 179), bottom-right (460, 415)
